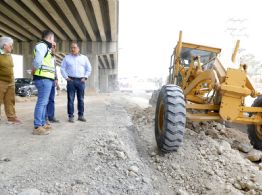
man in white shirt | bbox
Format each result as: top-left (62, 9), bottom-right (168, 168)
top-left (60, 42), bottom-right (92, 123)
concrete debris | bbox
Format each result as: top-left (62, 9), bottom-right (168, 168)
top-left (0, 157), bottom-right (11, 162)
top-left (258, 163), bottom-right (262, 170)
top-left (238, 143), bottom-right (253, 153)
top-left (176, 189), bottom-right (189, 195)
top-left (128, 165), bottom-right (139, 175)
top-left (128, 96), bottom-right (262, 195)
top-left (1, 94), bottom-right (262, 195)
top-left (246, 151), bottom-right (262, 162)
top-left (245, 189), bottom-right (257, 195)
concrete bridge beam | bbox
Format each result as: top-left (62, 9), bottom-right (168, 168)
top-left (3, 0), bottom-right (46, 33)
top-left (90, 0), bottom-right (106, 42)
top-left (0, 3), bottom-right (41, 39)
top-left (21, 0), bottom-right (67, 40)
top-left (54, 0), bottom-right (86, 41)
top-left (38, 0), bottom-right (77, 41)
top-left (108, 0), bottom-right (118, 41)
top-left (72, 0), bottom-right (96, 41)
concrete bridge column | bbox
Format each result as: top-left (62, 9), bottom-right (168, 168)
top-left (99, 69), bottom-right (108, 92)
top-left (60, 40), bottom-right (70, 54)
top-left (87, 53), bottom-right (99, 92)
top-left (13, 41), bottom-right (21, 54)
top-left (21, 41), bottom-right (33, 78)
top-left (86, 41), bottom-right (118, 92)
top-left (99, 69), bottom-right (118, 92)
top-left (85, 42), bottom-right (99, 92)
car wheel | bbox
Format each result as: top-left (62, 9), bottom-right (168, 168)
top-left (26, 89), bottom-right (32, 97)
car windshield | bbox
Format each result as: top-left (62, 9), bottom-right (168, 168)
top-left (15, 78), bottom-right (31, 84)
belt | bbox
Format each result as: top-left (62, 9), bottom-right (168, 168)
top-left (68, 76), bottom-right (82, 80)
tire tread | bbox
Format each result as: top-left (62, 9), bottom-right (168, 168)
top-left (155, 85), bottom-right (186, 153)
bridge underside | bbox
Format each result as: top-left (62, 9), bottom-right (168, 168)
top-left (0, 0), bottom-right (119, 92)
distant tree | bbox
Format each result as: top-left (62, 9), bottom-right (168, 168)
top-left (240, 53), bottom-right (261, 77)
top-left (225, 18), bottom-right (262, 80)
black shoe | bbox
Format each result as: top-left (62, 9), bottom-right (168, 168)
top-left (68, 117), bottom-right (74, 123)
top-left (78, 116), bottom-right (86, 122)
top-left (49, 118), bottom-right (60, 123)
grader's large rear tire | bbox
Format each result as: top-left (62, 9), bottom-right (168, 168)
top-left (248, 96), bottom-right (262, 150)
top-left (155, 85), bottom-right (186, 152)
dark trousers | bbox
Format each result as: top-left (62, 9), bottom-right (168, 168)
top-left (67, 79), bottom-right (85, 118)
top-left (46, 81), bottom-right (55, 120)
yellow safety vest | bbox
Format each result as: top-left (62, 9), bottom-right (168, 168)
top-left (33, 41), bottom-right (55, 79)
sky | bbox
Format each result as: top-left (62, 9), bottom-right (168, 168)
top-left (118, 0), bottom-right (262, 79)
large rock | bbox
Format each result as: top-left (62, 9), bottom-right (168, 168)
top-left (176, 189), bottom-right (189, 195)
top-left (246, 151), bottom-right (262, 162)
top-left (205, 128), bottom-right (219, 139)
top-left (214, 123), bottom-right (225, 131)
top-left (238, 143), bottom-right (253, 153)
top-left (128, 165), bottom-right (139, 175)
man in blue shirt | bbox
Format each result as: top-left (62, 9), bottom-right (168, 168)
top-left (60, 42), bottom-right (92, 123)
top-left (46, 42), bottom-right (60, 123)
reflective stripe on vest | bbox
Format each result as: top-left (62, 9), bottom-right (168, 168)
top-left (33, 42), bottom-right (55, 79)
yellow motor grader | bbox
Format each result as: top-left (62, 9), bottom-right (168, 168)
top-left (155, 31), bottom-right (262, 152)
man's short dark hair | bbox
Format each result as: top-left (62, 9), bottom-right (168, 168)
top-left (71, 41), bottom-right (79, 47)
top-left (42, 30), bottom-right (54, 39)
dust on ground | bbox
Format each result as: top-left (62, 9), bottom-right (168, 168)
top-left (0, 92), bottom-right (261, 195)
top-left (121, 93), bottom-right (262, 195)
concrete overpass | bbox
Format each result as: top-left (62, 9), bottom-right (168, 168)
top-left (0, 0), bottom-right (119, 92)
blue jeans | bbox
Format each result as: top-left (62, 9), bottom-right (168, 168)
top-left (46, 81), bottom-right (55, 120)
top-left (34, 79), bottom-right (53, 128)
top-left (67, 79), bottom-right (85, 118)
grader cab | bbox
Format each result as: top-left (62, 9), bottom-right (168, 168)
top-left (155, 31), bottom-right (262, 152)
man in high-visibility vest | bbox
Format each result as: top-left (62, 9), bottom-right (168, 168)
top-left (46, 42), bottom-right (60, 124)
top-left (32, 30), bottom-right (56, 135)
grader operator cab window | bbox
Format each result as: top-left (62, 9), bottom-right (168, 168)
top-left (180, 47), bottom-right (217, 70)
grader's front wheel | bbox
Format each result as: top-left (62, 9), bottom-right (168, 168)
top-left (155, 85), bottom-right (186, 152)
top-left (248, 96), bottom-right (262, 150)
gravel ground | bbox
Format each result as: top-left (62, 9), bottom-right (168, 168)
top-left (0, 93), bottom-right (262, 195)
top-left (122, 94), bottom-right (262, 195)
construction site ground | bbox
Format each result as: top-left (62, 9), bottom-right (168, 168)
top-left (0, 92), bottom-right (262, 195)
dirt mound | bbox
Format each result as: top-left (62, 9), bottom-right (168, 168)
top-left (1, 94), bottom-right (262, 195)
top-left (127, 104), bottom-right (262, 195)
top-left (131, 107), bottom-right (155, 125)
top-left (149, 89), bottom-right (160, 106)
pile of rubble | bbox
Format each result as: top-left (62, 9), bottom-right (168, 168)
top-left (128, 104), bottom-right (262, 195)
